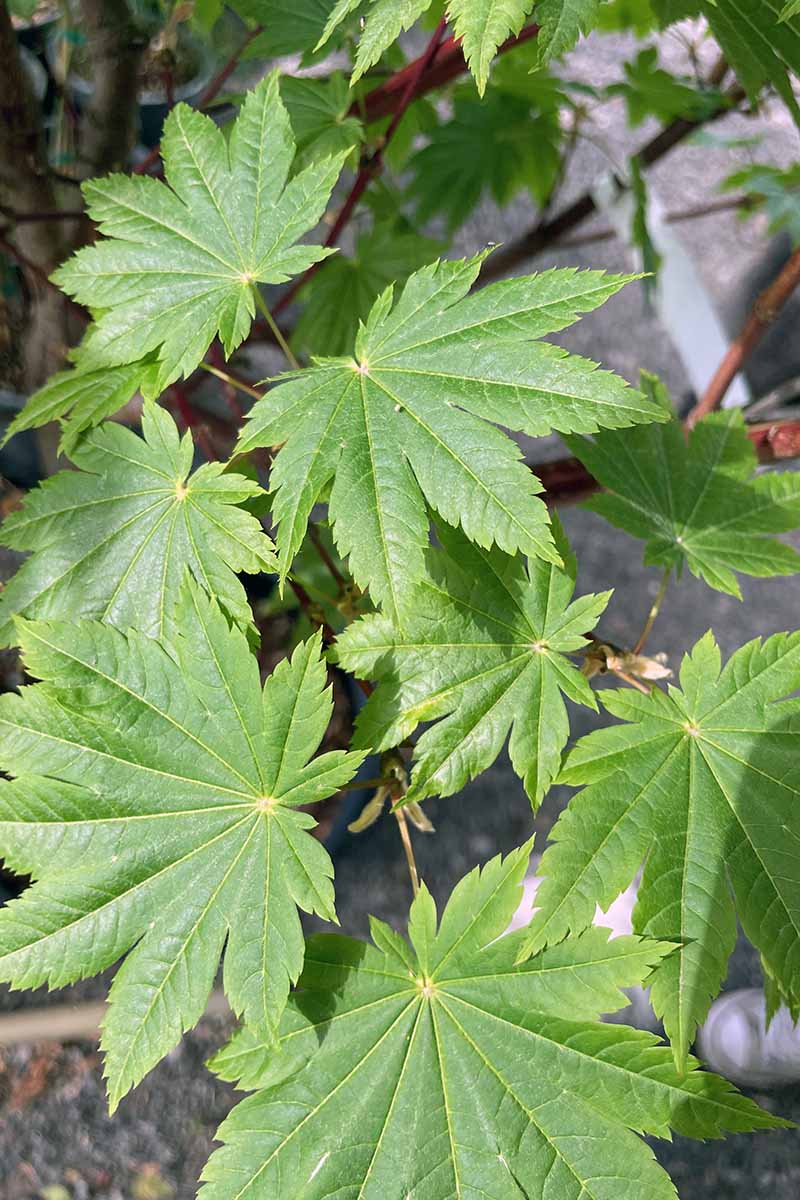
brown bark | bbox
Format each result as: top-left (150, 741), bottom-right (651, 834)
top-left (0, 1), bottom-right (70, 389)
top-left (687, 246), bottom-right (800, 426)
top-left (77, 0), bottom-right (146, 176)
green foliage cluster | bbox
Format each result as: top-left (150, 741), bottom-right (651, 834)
top-left (2, 1), bottom-right (800, 1196)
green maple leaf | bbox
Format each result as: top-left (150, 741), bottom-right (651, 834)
top-left (410, 81), bottom-right (562, 231)
top-left (0, 404), bottom-right (276, 647)
top-left (702, 0), bottom-right (800, 122)
top-left (1, 356), bottom-right (159, 455)
top-left (0, 582), bottom-right (365, 1109)
top-left (51, 73), bottom-right (346, 397)
top-left (447, 0), bottom-right (533, 93)
top-left (202, 843), bottom-right (783, 1199)
top-left (318, 0), bottom-right (604, 92)
top-left (237, 256), bottom-right (664, 618)
top-left (336, 517), bottom-right (610, 806)
top-left (230, 0), bottom-right (345, 55)
top-left (520, 630), bottom-right (800, 1068)
top-left (607, 47), bottom-right (723, 125)
top-left (291, 221), bottom-right (441, 357)
top-left (316, 0), bottom-right (432, 84)
top-left (280, 73), bottom-right (363, 172)
top-left (532, 0), bottom-right (602, 66)
top-left (565, 374), bottom-right (800, 598)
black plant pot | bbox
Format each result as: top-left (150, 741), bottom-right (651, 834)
top-left (47, 33), bottom-right (216, 150)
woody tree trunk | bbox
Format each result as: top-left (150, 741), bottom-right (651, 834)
top-left (0, 0), bottom-right (69, 390)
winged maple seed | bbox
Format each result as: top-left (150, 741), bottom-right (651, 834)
top-left (581, 637), bottom-right (673, 682)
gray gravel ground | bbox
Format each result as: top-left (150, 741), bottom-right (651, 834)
top-left (2, 19), bottom-right (800, 1200)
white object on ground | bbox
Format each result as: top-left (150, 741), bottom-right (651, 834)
top-left (509, 858), bottom-right (657, 1029)
top-left (592, 173), bottom-right (750, 409)
top-left (697, 988), bottom-right (800, 1087)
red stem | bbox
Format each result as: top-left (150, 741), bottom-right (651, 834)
top-left (687, 246), bottom-right (800, 426)
top-left (534, 416), bottom-right (800, 504)
top-left (274, 18), bottom-right (449, 317)
top-left (356, 23), bottom-right (541, 123)
top-left (171, 384), bottom-right (221, 461)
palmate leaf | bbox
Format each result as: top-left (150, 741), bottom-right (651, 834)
top-left (336, 517), bottom-right (610, 806)
top-left (702, 0), bottom-right (800, 122)
top-left (521, 630), bottom-right (800, 1068)
top-left (318, 0), bottom-right (605, 92)
top-left (0, 581), bottom-right (365, 1109)
top-left (0, 404), bottom-right (276, 647)
top-left (316, 0), bottom-right (431, 84)
top-left (565, 374), bottom-right (800, 598)
top-left (52, 73), bottom-right (346, 397)
top-left (607, 46), bottom-right (723, 126)
top-left (532, 0), bottom-right (602, 67)
top-left (410, 81), bottom-right (562, 231)
top-left (280, 73), bottom-right (363, 172)
top-left (230, 0), bottom-right (345, 56)
top-left (237, 257), bottom-right (664, 619)
top-left (1, 355), bottom-right (159, 455)
top-left (291, 221), bottom-right (441, 357)
top-left (202, 844), bottom-right (783, 1200)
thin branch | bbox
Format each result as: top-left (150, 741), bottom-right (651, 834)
top-left (395, 806), bottom-right (420, 898)
top-left (356, 22), bottom-right (541, 123)
top-left (338, 776), bottom-right (393, 793)
top-left (252, 286), bottom-right (300, 369)
top-left (274, 18), bottom-right (449, 318)
top-left (479, 80), bottom-right (747, 285)
top-left (198, 23), bottom-right (265, 108)
top-left (634, 569), bottom-right (670, 655)
top-left (533, 415), bottom-right (800, 505)
top-left (200, 360), bottom-right (265, 402)
top-left (552, 194), bottom-right (752, 251)
top-left (687, 246), bottom-right (800, 426)
top-left (612, 669), bottom-right (651, 694)
top-left (308, 522), bottom-right (347, 594)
